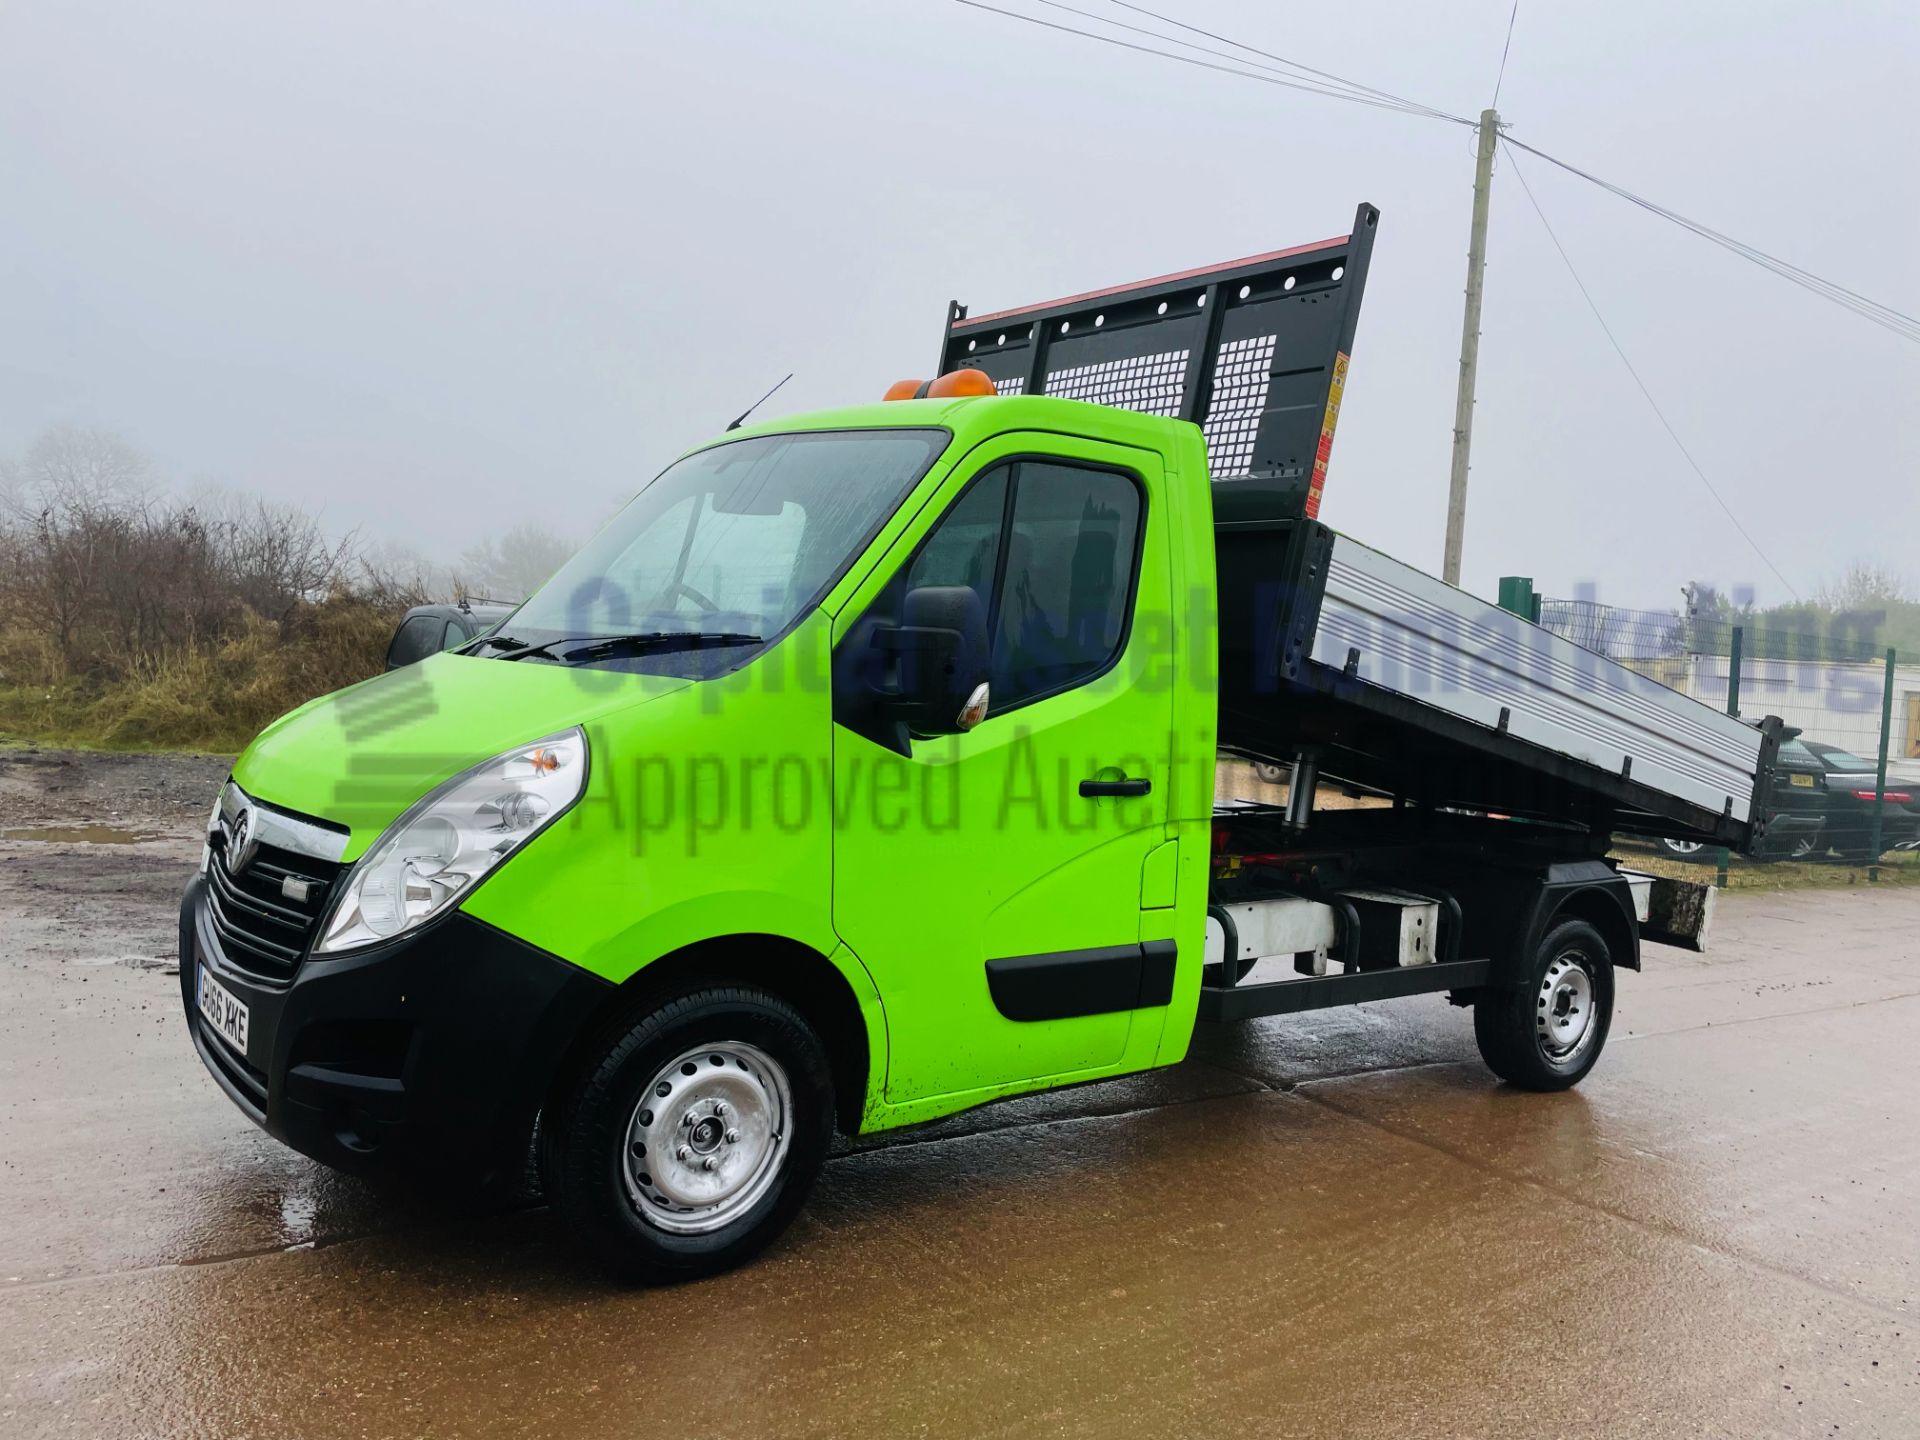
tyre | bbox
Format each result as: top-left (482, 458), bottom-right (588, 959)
top-left (546, 985), bottom-right (835, 1283)
top-left (1658, 837), bottom-right (1707, 860)
top-left (1473, 918), bottom-right (1614, 1091)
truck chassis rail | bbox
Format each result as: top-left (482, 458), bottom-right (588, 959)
top-left (1196, 958), bottom-right (1492, 1022)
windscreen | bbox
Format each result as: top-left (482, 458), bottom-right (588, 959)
top-left (498, 428), bottom-right (946, 673)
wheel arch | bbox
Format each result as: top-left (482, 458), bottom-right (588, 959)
top-left (546, 933), bottom-right (878, 1138)
top-left (1547, 884), bottom-right (1640, 973)
top-left (1462, 858), bottom-right (1642, 989)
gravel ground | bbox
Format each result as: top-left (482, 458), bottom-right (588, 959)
top-left (0, 748), bottom-right (231, 833)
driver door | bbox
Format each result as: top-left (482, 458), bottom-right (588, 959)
top-left (831, 432), bottom-right (1177, 1108)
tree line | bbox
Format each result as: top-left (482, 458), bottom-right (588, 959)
top-left (1686, 566), bottom-right (1920, 662)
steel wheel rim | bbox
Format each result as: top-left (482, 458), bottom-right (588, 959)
top-left (623, 1042), bottom-right (793, 1235)
top-left (1664, 839), bottom-right (1704, 856)
top-left (1536, 951), bottom-right (1597, 1061)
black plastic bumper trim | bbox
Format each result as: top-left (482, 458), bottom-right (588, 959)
top-left (180, 875), bottom-right (613, 1186)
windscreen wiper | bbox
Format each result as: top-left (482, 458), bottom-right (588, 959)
top-left (455, 632), bottom-right (525, 656)
top-left (492, 631), bottom-right (764, 663)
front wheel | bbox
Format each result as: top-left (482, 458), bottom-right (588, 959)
top-left (1474, 918), bottom-right (1614, 1091)
top-left (1658, 837), bottom-right (1707, 860)
top-left (546, 985), bottom-right (835, 1283)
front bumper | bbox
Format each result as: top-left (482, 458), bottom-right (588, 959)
top-left (180, 875), bottom-right (612, 1185)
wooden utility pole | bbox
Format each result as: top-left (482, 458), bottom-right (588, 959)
top-left (1443, 107), bottom-right (1501, 588)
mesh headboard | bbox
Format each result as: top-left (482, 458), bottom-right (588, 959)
top-left (938, 204), bottom-right (1377, 526)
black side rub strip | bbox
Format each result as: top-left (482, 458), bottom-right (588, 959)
top-left (985, 941), bottom-right (1177, 1022)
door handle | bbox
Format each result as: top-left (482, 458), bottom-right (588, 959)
top-left (1079, 777), bottom-right (1152, 798)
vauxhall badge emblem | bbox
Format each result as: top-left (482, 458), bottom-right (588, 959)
top-left (225, 802), bottom-right (260, 874)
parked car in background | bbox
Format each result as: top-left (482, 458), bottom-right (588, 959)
top-left (384, 599), bottom-right (515, 671)
top-left (1798, 739), bottom-right (1920, 860)
top-left (1663, 735), bottom-right (1920, 864)
top-left (1818, 743), bottom-right (1920, 791)
top-left (1660, 734), bottom-right (1826, 861)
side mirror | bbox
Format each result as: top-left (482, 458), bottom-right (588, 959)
top-left (876, 585), bottom-right (991, 739)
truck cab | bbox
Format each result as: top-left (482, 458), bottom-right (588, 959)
top-left (181, 209), bottom-right (1775, 1282)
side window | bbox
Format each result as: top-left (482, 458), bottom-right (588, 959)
top-left (439, 620), bottom-right (467, 651)
top-left (844, 458), bottom-right (1143, 718)
top-left (902, 465), bottom-right (1009, 618)
top-left (992, 462), bottom-right (1141, 708)
top-left (386, 615), bottom-right (442, 669)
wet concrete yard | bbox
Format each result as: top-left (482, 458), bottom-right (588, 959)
top-left (3, 750), bottom-right (1918, 1437)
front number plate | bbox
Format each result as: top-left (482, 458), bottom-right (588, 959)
top-left (197, 965), bottom-right (250, 1058)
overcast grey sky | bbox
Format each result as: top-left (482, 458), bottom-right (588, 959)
top-left (2, 0), bottom-right (1915, 608)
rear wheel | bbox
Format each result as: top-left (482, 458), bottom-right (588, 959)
top-left (1474, 918), bottom-right (1614, 1091)
top-left (547, 985), bottom-right (834, 1283)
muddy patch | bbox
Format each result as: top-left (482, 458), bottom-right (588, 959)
top-left (1, 824), bottom-right (165, 845)
top-left (0, 747), bottom-right (230, 831)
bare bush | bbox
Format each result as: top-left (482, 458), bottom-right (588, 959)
top-left (0, 428), bottom-right (440, 750)
top-left (192, 488), bottom-right (360, 624)
top-left (0, 428), bottom-right (157, 665)
top-left (357, 539), bottom-right (451, 608)
top-left (0, 424), bottom-right (588, 751)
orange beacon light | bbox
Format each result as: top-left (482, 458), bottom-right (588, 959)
top-left (882, 369), bottom-right (999, 401)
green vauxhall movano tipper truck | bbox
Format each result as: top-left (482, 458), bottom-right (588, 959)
top-left (181, 206), bottom-right (1782, 1280)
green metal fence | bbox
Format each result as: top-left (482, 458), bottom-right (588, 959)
top-left (1508, 581), bottom-right (1914, 883)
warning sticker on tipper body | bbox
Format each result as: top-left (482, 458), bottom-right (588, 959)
top-left (1304, 351), bottom-right (1350, 519)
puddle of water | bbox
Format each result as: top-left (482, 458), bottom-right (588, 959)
top-left (0, 824), bottom-right (164, 845)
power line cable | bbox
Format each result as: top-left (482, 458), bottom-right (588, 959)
top-left (1492, 0), bottom-right (1520, 107)
top-left (939, 0), bottom-right (1878, 588)
top-left (951, 1), bottom-right (1916, 348)
top-left (1023, 0), bottom-right (1455, 119)
top-left (946, 1), bottom-right (1475, 125)
top-left (1503, 142), bottom-right (1800, 599)
top-left (1097, 0), bottom-right (1471, 123)
top-left (1505, 136), bottom-right (1920, 345)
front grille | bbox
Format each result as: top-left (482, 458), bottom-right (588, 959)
top-left (206, 833), bottom-right (344, 984)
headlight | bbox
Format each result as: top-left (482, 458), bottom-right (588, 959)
top-left (314, 729), bottom-right (587, 954)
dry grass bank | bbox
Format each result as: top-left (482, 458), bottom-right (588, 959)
top-left (0, 594), bottom-right (394, 752)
